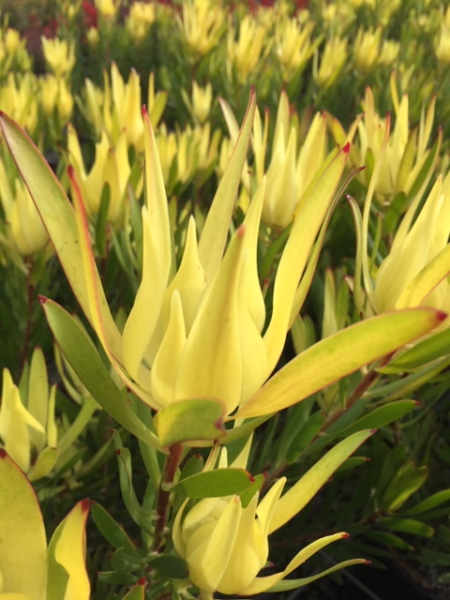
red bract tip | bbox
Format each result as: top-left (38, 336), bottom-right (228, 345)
top-left (138, 577), bottom-right (146, 586)
top-left (364, 560), bottom-right (372, 565)
top-left (115, 449), bottom-right (121, 456)
top-left (414, 400), bottom-right (421, 406)
top-left (67, 164), bottom-right (75, 178)
top-left (81, 498), bottom-right (91, 512)
top-left (437, 310), bottom-right (448, 322)
top-left (0, 448), bottom-right (7, 459)
top-left (238, 224), bottom-right (246, 239)
top-left (214, 419), bottom-right (225, 431)
top-left (141, 104), bottom-right (148, 117)
top-left (370, 429), bottom-right (378, 435)
top-left (343, 142), bottom-right (351, 154)
top-left (38, 295), bottom-right (47, 304)
top-left (342, 533), bottom-right (350, 539)
top-left (248, 473), bottom-right (255, 483)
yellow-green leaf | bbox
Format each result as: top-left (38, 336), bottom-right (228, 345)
top-left (269, 430), bottom-right (374, 534)
top-left (0, 450), bottom-right (47, 598)
top-left (154, 399), bottom-right (226, 448)
top-left (236, 308), bottom-right (445, 419)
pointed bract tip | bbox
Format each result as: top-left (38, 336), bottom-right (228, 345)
top-left (214, 419), bottom-right (225, 431)
top-left (364, 560), bottom-right (372, 565)
top-left (341, 533), bottom-right (350, 539)
top-left (370, 429), bottom-right (378, 435)
top-left (250, 84), bottom-right (256, 95)
top-left (0, 448), bottom-right (7, 459)
top-left (81, 498), bottom-right (91, 513)
top-left (38, 295), bottom-right (47, 305)
top-left (248, 472), bottom-right (255, 483)
top-left (138, 577), bottom-right (146, 586)
top-left (237, 224), bottom-right (246, 239)
top-left (343, 142), bottom-right (351, 154)
top-left (437, 310), bottom-right (448, 322)
top-left (115, 449), bottom-right (121, 456)
top-left (414, 400), bottom-right (421, 406)
top-left (141, 104), bottom-right (148, 117)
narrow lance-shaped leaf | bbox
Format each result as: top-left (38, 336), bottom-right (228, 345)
top-left (47, 499), bottom-right (90, 600)
top-left (0, 111), bottom-right (122, 359)
top-left (199, 88), bottom-right (256, 284)
top-left (235, 308), bottom-right (446, 419)
top-left (165, 468), bottom-right (255, 498)
top-left (40, 297), bottom-right (160, 448)
top-left (0, 449), bottom-right (47, 598)
top-left (268, 430), bottom-right (374, 534)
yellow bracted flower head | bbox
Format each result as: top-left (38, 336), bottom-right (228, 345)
top-left (0, 349), bottom-right (57, 480)
top-left (436, 23), bottom-right (450, 64)
top-left (126, 1), bottom-right (156, 41)
top-left (227, 15), bottom-right (268, 83)
top-left (178, 0), bottom-right (225, 57)
top-left (67, 125), bottom-right (131, 225)
top-left (353, 26), bottom-right (382, 71)
top-left (41, 37), bottom-right (76, 79)
top-left (374, 173), bottom-right (450, 314)
top-left (94, 0), bottom-right (120, 19)
top-left (275, 17), bottom-right (315, 81)
top-left (349, 84), bottom-right (438, 204)
top-left (173, 478), bottom-right (285, 595)
top-left (0, 157), bottom-right (48, 257)
top-left (314, 37), bottom-right (348, 89)
top-left (0, 73), bottom-right (38, 135)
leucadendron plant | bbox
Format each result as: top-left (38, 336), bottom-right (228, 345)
top-left (0, 90), bottom-right (447, 597)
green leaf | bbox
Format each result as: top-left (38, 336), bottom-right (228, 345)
top-left (28, 446), bottom-right (59, 481)
top-left (153, 399), bottom-right (226, 447)
top-left (41, 298), bottom-right (159, 448)
top-left (112, 434), bottom-right (155, 532)
top-left (267, 559), bottom-right (367, 592)
top-left (365, 530), bottom-right (414, 551)
top-left (111, 547), bottom-right (143, 573)
top-left (148, 555), bottom-right (189, 579)
top-left (121, 581), bottom-right (146, 600)
top-left (382, 463), bottom-right (428, 512)
top-left (380, 516), bottom-right (434, 537)
top-left (91, 502), bottom-right (136, 554)
top-left (240, 473), bottom-right (265, 508)
top-left (0, 111), bottom-right (121, 353)
top-left (98, 571), bottom-right (139, 585)
top-left (179, 454), bottom-right (204, 481)
top-left (401, 489), bottom-right (450, 517)
top-left (335, 456), bottom-right (368, 473)
top-left (337, 400), bottom-right (418, 437)
top-left (165, 467), bottom-right (254, 498)
top-left (269, 430), bottom-right (375, 533)
top-left (285, 410), bottom-right (325, 463)
top-left (236, 309), bottom-right (445, 419)
top-left (381, 328), bottom-right (450, 373)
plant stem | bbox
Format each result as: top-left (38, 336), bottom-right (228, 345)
top-left (320, 353), bottom-right (394, 433)
top-left (154, 442), bottom-right (183, 551)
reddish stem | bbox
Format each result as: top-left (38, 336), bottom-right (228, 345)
top-left (154, 443), bottom-right (183, 551)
